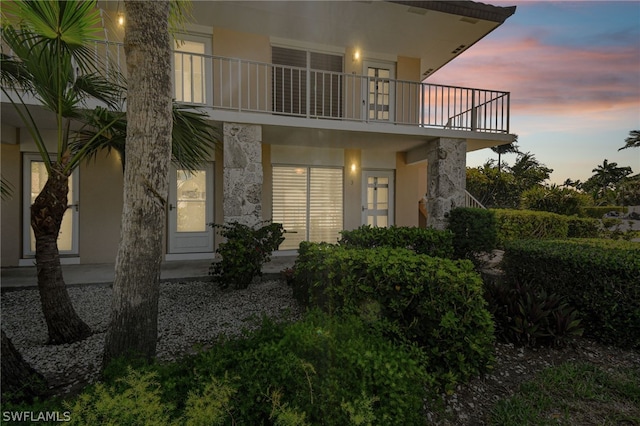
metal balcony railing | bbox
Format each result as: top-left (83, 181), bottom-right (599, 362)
top-left (81, 41), bottom-right (511, 133)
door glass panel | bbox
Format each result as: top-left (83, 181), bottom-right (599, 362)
top-left (29, 161), bottom-right (73, 252)
top-left (176, 170), bottom-right (207, 232)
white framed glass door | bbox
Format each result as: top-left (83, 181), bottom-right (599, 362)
top-left (22, 154), bottom-right (79, 258)
top-left (168, 164), bottom-right (214, 254)
top-left (362, 170), bottom-right (394, 227)
top-left (363, 60), bottom-right (395, 122)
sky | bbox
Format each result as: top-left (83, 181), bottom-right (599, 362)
top-left (428, 0), bottom-right (640, 185)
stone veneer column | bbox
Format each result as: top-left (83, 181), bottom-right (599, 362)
top-left (426, 138), bottom-right (467, 230)
top-left (223, 123), bottom-right (262, 226)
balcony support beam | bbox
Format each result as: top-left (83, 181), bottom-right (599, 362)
top-left (425, 137), bottom-right (466, 230)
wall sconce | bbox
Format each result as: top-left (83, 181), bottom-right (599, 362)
top-left (117, 13), bottom-right (125, 27)
top-left (350, 163), bottom-right (357, 173)
top-left (352, 50), bottom-right (361, 62)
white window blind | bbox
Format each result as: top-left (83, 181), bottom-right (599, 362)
top-left (273, 166), bottom-right (343, 250)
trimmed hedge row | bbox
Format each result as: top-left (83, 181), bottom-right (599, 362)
top-left (339, 225), bottom-right (454, 259)
top-left (492, 209), bottom-right (600, 245)
top-left (447, 208), bottom-right (600, 253)
top-left (502, 239), bottom-right (640, 349)
top-left (583, 206), bottom-right (628, 219)
top-left (293, 242), bottom-right (495, 391)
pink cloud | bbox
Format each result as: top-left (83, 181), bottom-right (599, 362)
top-left (428, 36), bottom-right (640, 117)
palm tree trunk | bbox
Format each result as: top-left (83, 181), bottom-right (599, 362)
top-left (1, 330), bottom-right (47, 402)
top-left (103, 0), bottom-right (172, 365)
top-left (31, 164), bottom-right (91, 344)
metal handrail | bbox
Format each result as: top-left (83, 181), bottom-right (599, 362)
top-left (11, 40), bottom-right (511, 134)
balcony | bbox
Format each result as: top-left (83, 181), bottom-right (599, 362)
top-left (83, 41), bottom-right (511, 134)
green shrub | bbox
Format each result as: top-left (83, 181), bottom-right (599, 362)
top-left (566, 216), bottom-right (601, 238)
top-left (209, 221), bottom-right (284, 289)
top-left (583, 206), bottom-right (627, 219)
top-left (96, 312), bottom-right (431, 426)
top-left (492, 209), bottom-right (569, 245)
top-left (338, 225), bottom-right (454, 259)
top-left (67, 368), bottom-right (177, 425)
top-left (447, 207), bottom-right (497, 259)
top-left (520, 186), bottom-right (591, 216)
top-left (484, 280), bottom-right (583, 347)
top-left (503, 239), bottom-right (640, 349)
top-left (293, 243), bottom-right (495, 392)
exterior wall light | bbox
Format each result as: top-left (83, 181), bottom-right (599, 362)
top-left (353, 50), bottom-right (360, 61)
top-left (351, 163), bottom-right (357, 173)
top-left (117, 13), bottom-right (125, 27)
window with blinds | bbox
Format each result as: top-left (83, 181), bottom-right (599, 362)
top-left (272, 166), bottom-right (343, 250)
top-left (272, 46), bottom-right (343, 118)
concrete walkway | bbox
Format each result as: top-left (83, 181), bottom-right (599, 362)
top-left (0, 256), bottom-right (296, 291)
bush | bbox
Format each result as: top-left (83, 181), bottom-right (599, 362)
top-left (447, 207), bottom-right (497, 260)
top-left (520, 186), bottom-right (591, 216)
top-left (502, 239), bottom-right (640, 349)
top-left (209, 221), bottom-right (284, 289)
top-left (492, 209), bottom-right (569, 245)
top-left (566, 216), bottom-right (600, 238)
top-left (92, 312), bottom-right (432, 426)
top-left (338, 225), bottom-right (454, 259)
top-left (484, 280), bottom-right (583, 347)
top-left (583, 206), bottom-right (628, 219)
top-left (293, 243), bottom-right (495, 391)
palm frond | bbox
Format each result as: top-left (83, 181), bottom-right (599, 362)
top-left (171, 104), bottom-right (220, 172)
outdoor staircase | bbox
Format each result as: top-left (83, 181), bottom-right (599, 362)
top-left (418, 190), bottom-right (486, 227)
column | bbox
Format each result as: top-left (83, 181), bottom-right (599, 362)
top-left (223, 123), bottom-right (262, 226)
top-left (426, 138), bottom-right (467, 230)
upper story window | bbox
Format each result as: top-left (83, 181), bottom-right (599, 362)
top-left (272, 46), bottom-right (343, 118)
top-left (174, 35), bottom-right (211, 105)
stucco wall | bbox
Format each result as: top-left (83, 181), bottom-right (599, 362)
top-left (1, 144), bottom-right (21, 266)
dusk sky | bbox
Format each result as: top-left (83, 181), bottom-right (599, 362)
top-left (428, 0), bottom-right (640, 184)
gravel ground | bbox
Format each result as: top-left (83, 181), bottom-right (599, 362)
top-left (1, 279), bottom-right (302, 396)
top-left (2, 279), bottom-right (638, 424)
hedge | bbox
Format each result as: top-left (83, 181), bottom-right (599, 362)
top-left (339, 225), bottom-right (454, 259)
top-left (492, 209), bottom-right (569, 244)
top-left (502, 239), bottom-right (640, 349)
top-left (293, 242), bottom-right (495, 391)
top-left (583, 206), bottom-right (628, 219)
top-left (447, 208), bottom-right (498, 259)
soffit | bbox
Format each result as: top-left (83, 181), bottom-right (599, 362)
top-left (188, 1), bottom-right (514, 79)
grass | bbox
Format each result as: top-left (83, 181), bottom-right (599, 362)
top-left (488, 362), bottom-right (640, 425)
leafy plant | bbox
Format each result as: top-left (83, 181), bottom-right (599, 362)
top-left (447, 207), bottom-right (497, 261)
top-left (294, 243), bottom-right (495, 392)
top-left (484, 281), bottom-right (583, 347)
top-left (338, 225), bottom-right (454, 259)
top-left (209, 221), bottom-right (285, 289)
top-left (520, 185), bottom-right (592, 217)
top-left (492, 209), bottom-right (569, 245)
top-left (503, 239), bottom-right (640, 349)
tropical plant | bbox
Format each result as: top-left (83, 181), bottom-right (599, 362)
top-left (1, 0), bottom-right (124, 343)
top-left (581, 159), bottom-right (633, 203)
top-left (490, 139), bottom-right (520, 172)
top-left (520, 185), bottom-right (592, 216)
top-left (2, 1), bottom-right (218, 346)
top-left (618, 129), bottom-right (640, 151)
top-left (103, 0), bottom-right (173, 365)
top-left (509, 152), bottom-right (553, 193)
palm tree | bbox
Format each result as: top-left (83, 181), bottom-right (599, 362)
top-left (490, 137), bottom-right (520, 173)
top-left (1, 1), bottom-right (218, 345)
top-left (583, 159), bottom-right (633, 202)
top-left (103, 0), bottom-right (173, 365)
top-left (1, 0), bottom-right (124, 344)
top-left (619, 130), bottom-right (640, 151)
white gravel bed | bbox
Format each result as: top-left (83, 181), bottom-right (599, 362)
top-left (1, 280), bottom-right (302, 394)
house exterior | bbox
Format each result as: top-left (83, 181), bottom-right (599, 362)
top-left (1, 0), bottom-right (516, 266)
